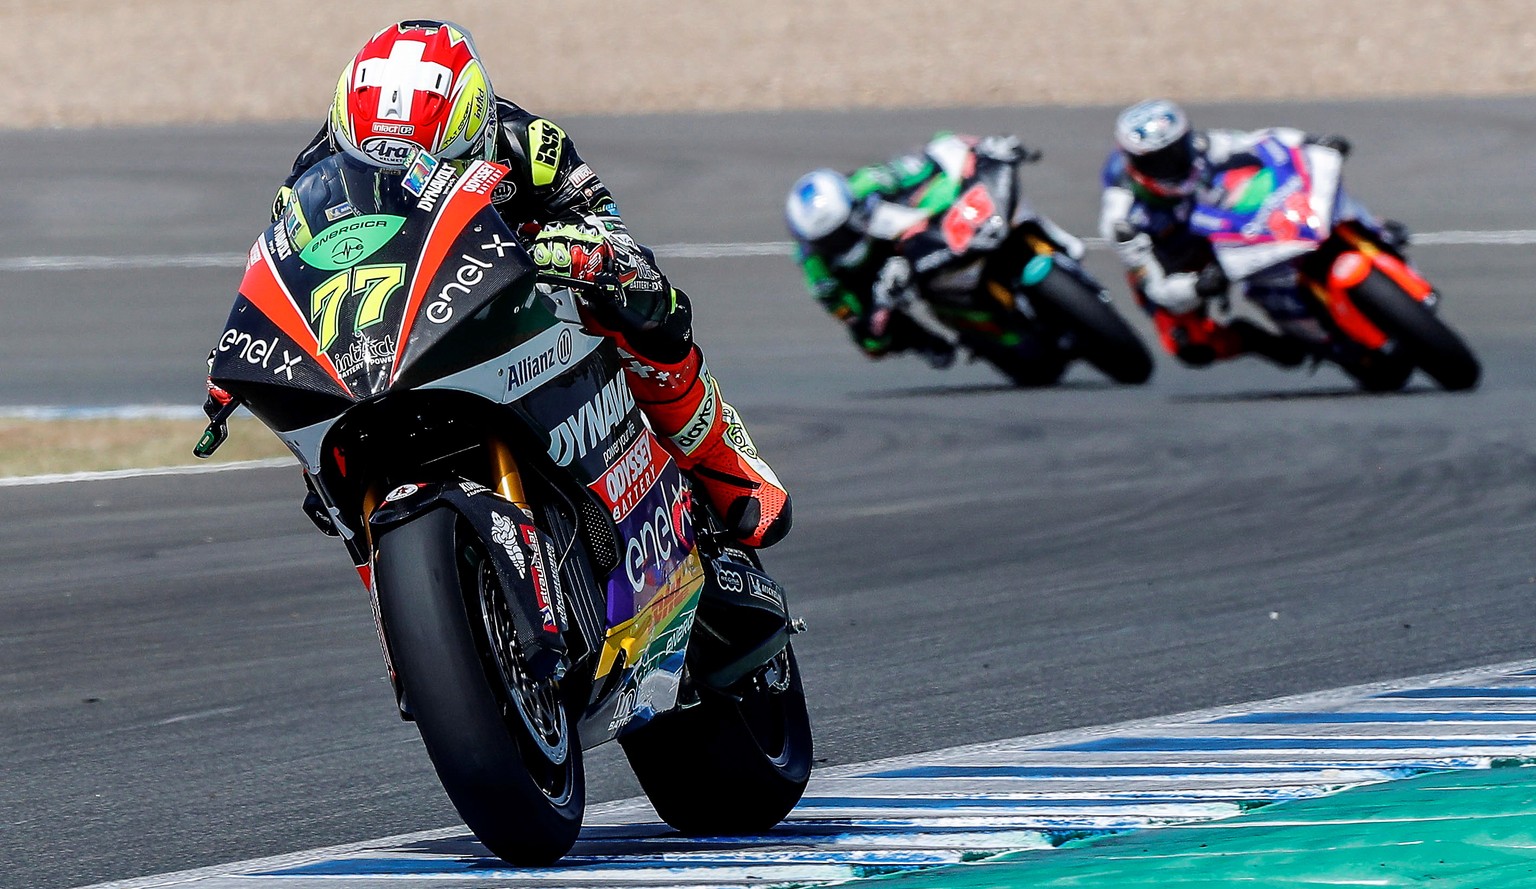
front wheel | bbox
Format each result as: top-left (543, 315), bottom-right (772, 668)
top-left (1349, 271), bottom-right (1480, 391)
top-left (620, 645), bottom-right (812, 835)
top-left (1026, 265), bottom-right (1155, 384)
top-left (374, 507), bottom-right (584, 865)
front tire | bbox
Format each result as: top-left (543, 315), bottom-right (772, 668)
top-left (621, 645), bottom-right (811, 835)
top-left (1027, 266), bottom-right (1155, 384)
top-left (1349, 271), bottom-right (1480, 391)
top-left (374, 507), bottom-right (584, 865)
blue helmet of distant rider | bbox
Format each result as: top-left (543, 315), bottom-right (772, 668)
top-left (1115, 99), bottom-right (1201, 201)
top-left (785, 168), bottom-right (862, 257)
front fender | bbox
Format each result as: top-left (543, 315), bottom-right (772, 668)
top-left (371, 480), bottom-right (569, 680)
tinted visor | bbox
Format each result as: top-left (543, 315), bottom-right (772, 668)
top-left (1129, 133), bottom-right (1195, 184)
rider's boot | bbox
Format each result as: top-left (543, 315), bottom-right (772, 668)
top-left (1230, 318), bottom-right (1308, 368)
top-left (577, 284), bottom-right (791, 548)
top-left (622, 345), bottom-right (792, 548)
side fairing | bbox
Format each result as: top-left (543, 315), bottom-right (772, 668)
top-left (212, 296), bottom-right (345, 398)
top-left (507, 344), bottom-right (705, 742)
top-left (209, 244), bottom-right (354, 431)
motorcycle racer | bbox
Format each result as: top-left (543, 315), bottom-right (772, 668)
top-left (262, 19), bottom-right (790, 548)
top-left (1100, 99), bottom-right (1402, 369)
top-left (787, 133), bottom-right (1068, 367)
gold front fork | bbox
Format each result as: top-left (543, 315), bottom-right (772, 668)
top-left (488, 438), bottom-right (532, 513)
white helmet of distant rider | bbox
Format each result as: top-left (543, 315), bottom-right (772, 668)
top-left (329, 20), bottom-right (496, 167)
top-left (786, 169), bottom-right (856, 249)
top-left (1115, 99), bottom-right (1199, 199)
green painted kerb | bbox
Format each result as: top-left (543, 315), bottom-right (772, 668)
top-left (868, 765), bottom-right (1536, 888)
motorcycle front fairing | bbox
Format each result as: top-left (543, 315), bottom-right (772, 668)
top-left (1191, 139), bottom-right (1346, 281)
top-left (209, 155), bottom-right (547, 441)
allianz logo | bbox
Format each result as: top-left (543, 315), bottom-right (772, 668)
top-left (507, 328), bottom-right (574, 391)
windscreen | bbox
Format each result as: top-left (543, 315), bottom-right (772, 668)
top-left (210, 152), bottom-right (541, 423)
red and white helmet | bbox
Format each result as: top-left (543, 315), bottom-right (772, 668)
top-left (328, 20), bottom-right (495, 168)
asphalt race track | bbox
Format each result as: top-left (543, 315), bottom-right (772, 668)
top-left (3, 97), bottom-right (1536, 889)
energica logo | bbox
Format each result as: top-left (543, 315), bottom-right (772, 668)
top-left (299, 215), bottom-right (406, 270)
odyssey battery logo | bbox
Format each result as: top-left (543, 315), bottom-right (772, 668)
top-left (590, 431), bottom-right (667, 521)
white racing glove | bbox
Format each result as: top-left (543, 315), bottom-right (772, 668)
top-left (1038, 216), bottom-right (1086, 261)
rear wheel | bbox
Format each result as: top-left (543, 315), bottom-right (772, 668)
top-left (374, 508), bottom-right (583, 865)
top-left (1349, 271), bottom-right (1480, 391)
top-left (1028, 266), bottom-right (1155, 384)
top-left (621, 644), bottom-right (811, 835)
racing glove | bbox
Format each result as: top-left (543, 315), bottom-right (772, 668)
top-left (529, 222), bottom-right (619, 294)
top-left (975, 134), bottom-right (1042, 165)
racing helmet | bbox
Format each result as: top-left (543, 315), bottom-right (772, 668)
top-left (1115, 99), bottom-right (1198, 198)
top-left (785, 169), bottom-right (855, 245)
top-left (329, 20), bottom-right (496, 168)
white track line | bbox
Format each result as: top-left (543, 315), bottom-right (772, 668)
top-left (3, 231), bottom-right (1534, 272)
top-left (0, 404), bottom-right (209, 421)
top-left (73, 657), bottom-right (1536, 889)
top-left (0, 458), bottom-right (291, 488)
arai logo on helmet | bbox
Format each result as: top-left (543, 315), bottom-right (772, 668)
top-left (361, 137), bottom-right (418, 166)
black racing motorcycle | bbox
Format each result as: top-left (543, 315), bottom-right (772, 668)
top-left (878, 138), bottom-right (1154, 386)
top-left (196, 151), bottom-right (811, 864)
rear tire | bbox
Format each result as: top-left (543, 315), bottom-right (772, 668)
top-left (1028, 266), bottom-right (1155, 384)
top-left (374, 507), bottom-right (583, 865)
top-left (621, 645), bottom-right (812, 835)
top-left (1349, 271), bottom-right (1480, 391)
